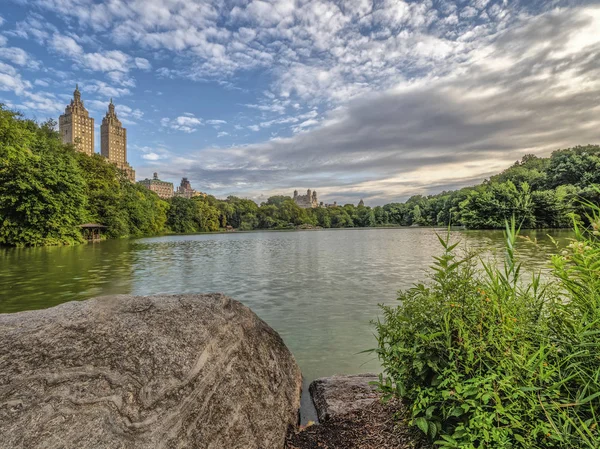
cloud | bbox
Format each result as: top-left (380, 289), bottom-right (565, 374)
top-left (18, 0), bottom-right (515, 106)
top-left (0, 71), bottom-right (31, 94)
top-left (48, 31), bottom-right (150, 82)
top-left (118, 104), bottom-right (143, 120)
top-left (154, 6), bottom-right (600, 204)
top-left (206, 119), bottom-right (226, 129)
top-left (0, 47), bottom-right (40, 69)
top-left (142, 152), bottom-right (162, 161)
top-left (50, 33), bottom-right (83, 57)
top-left (133, 144), bottom-right (172, 163)
top-left (161, 114), bottom-right (204, 133)
top-left (134, 57), bottom-right (151, 70)
top-left (81, 80), bottom-right (131, 97)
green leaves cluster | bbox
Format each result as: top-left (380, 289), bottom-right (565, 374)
top-left (0, 105), bottom-right (168, 246)
top-left (166, 196), bottom-right (220, 233)
top-left (375, 200), bottom-right (600, 448)
top-left (375, 149), bottom-right (600, 229)
top-left (0, 108), bottom-right (86, 246)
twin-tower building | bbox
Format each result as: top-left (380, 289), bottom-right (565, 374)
top-left (59, 85), bottom-right (135, 181)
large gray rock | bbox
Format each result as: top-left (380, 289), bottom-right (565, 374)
top-left (309, 373), bottom-right (379, 422)
top-left (0, 294), bottom-right (302, 449)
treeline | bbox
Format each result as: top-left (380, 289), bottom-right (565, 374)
top-left (1, 105), bottom-right (600, 246)
top-left (169, 148), bottom-right (600, 232)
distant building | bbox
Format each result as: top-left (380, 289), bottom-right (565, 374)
top-left (101, 99), bottom-right (135, 182)
top-left (358, 199), bottom-right (365, 207)
top-left (138, 172), bottom-right (174, 199)
top-left (59, 85), bottom-right (94, 156)
top-left (174, 177), bottom-right (206, 199)
top-left (293, 189), bottom-right (319, 209)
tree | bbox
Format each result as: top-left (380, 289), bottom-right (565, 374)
top-left (460, 181), bottom-right (535, 229)
top-left (546, 145), bottom-right (600, 189)
top-left (166, 197), bottom-right (197, 233)
top-left (0, 108), bottom-right (86, 246)
top-left (194, 197), bottom-right (220, 232)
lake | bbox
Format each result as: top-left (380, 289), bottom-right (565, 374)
top-left (0, 227), bottom-right (574, 421)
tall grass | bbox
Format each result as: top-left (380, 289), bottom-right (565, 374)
top-left (374, 190), bottom-right (600, 448)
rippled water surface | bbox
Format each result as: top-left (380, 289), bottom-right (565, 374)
top-left (0, 228), bottom-right (573, 419)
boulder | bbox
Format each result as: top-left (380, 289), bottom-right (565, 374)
top-left (0, 294), bottom-right (302, 449)
top-left (309, 373), bottom-right (379, 422)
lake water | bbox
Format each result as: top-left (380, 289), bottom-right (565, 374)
top-left (0, 227), bottom-right (574, 421)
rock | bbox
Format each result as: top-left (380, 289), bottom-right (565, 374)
top-left (0, 294), bottom-right (302, 449)
top-left (309, 373), bottom-right (379, 422)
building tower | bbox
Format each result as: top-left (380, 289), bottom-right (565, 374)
top-left (137, 172), bottom-right (174, 199)
top-left (292, 188), bottom-right (319, 208)
top-left (101, 99), bottom-right (135, 181)
top-left (59, 84), bottom-right (95, 155)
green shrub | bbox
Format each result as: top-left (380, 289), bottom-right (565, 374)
top-left (374, 195), bottom-right (600, 448)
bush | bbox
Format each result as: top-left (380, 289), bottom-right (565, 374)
top-left (374, 195), bottom-right (600, 448)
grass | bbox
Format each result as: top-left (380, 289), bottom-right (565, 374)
top-left (373, 189), bottom-right (600, 448)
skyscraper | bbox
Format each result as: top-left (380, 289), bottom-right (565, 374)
top-left (100, 99), bottom-right (135, 182)
top-left (59, 85), bottom-right (94, 156)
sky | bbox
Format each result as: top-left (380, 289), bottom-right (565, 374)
top-left (0, 0), bottom-right (599, 205)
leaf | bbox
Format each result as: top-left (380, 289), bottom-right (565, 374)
top-left (415, 417), bottom-right (429, 435)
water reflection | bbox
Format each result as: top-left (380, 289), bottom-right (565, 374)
top-left (1, 241), bottom-right (134, 312)
top-left (0, 228), bottom-right (573, 407)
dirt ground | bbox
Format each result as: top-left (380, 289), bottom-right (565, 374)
top-left (285, 400), bottom-right (431, 449)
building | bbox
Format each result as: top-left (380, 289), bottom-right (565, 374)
top-left (138, 172), bottom-right (174, 199)
top-left (59, 85), bottom-right (94, 156)
top-left (174, 177), bottom-right (206, 199)
top-left (358, 199), bottom-right (365, 207)
top-left (101, 99), bottom-right (135, 182)
top-left (293, 189), bottom-right (319, 208)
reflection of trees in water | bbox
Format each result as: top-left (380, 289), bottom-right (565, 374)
top-left (0, 240), bottom-right (133, 313)
top-left (460, 228), bottom-right (574, 273)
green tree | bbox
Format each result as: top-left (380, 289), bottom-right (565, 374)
top-left (167, 197), bottom-right (198, 233)
top-left (546, 145), bottom-right (600, 189)
top-left (0, 108), bottom-right (86, 246)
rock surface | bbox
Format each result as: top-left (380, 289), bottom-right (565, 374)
top-left (0, 294), bottom-right (302, 449)
top-left (310, 373), bottom-right (379, 422)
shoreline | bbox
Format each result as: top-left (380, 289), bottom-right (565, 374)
top-left (0, 225), bottom-right (575, 249)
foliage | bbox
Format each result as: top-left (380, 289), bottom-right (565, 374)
top-left (166, 196), bottom-right (220, 233)
top-left (0, 109), bottom-right (86, 246)
top-left (0, 105), bottom-right (168, 246)
top-left (75, 152), bottom-right (168, 238)
top-left (374, 195), bottom-right (600, 448)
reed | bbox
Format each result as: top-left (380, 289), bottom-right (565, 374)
top-left (374, 188), bottom-right (600, 448)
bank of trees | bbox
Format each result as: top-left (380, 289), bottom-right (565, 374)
top-left (1, 105), bottom-right (599, 246)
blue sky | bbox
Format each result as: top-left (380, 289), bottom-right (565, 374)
top-left (0, 0), bottom-right (599, 205)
